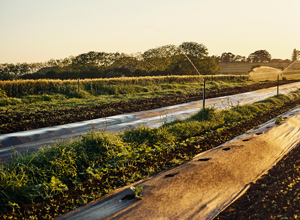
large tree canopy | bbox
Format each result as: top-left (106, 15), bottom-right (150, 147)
top-left (178, 42), bottom-right (208, 59)
top-left (247, 50), bottom-right (271, 63)
top-left (220, 52), bottom-right (236, 63)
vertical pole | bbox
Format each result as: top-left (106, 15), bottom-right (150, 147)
top-left (203, 80), bottom-right (205, 109)
top-left (78, 78), bottom-right (80, 92)
top-left (277, 75), bottom-right (279, 96)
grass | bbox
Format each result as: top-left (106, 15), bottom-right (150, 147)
top-left (0, 80), bottom-right (251, 108)
top-left (1, 88), bottom-right (300, 219)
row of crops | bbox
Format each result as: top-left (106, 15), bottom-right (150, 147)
top-left (0, 75), bottom-right (249, 97)
top-left (2, 89), bottom-right (300, 219)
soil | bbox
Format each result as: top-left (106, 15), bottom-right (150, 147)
top-left (0, 80), bottom-right (298, 134)
top-left (214, 144), bottom-right (300, 220)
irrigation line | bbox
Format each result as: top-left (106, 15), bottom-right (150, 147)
top-left (176, 46), bottom-right (206, 108)
top-left (277, 58), bottom-right (299, 96)
top-left (149, 28), bottom-right (206, 107)
top-left (281, 59), bottom-right (300, 75)
top-left (277, 75), bottom-right (279, 96)
top-left (176, 47), bottom-right (205, 82)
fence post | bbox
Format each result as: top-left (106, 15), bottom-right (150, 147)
top-left (78, 78), bottom-right (80, 92)
top-left (277, 75), bottom-right (279, 96)
top-left (203, 80), bottom-right (206, 109)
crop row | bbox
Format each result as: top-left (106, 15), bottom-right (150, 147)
top-left (0, 75), bottom-right (249, 97)
top-left (1, 89), bottom-right (300, 219)
top-left (0, 80), bottom-right (298, 135)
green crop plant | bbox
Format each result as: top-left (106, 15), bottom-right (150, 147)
top-left (1, 87), bottom-right (300, 219)
top-left (275, 116), bottom-right (283, 124)
top-left (130, 185), bottom-right (143, 199)
top-left (0, 88), bottom-right (7, 98)
top-left (0, 75), bottom-right (248, 98)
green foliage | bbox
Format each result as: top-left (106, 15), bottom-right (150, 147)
top-left (35, 176), bottom-right (69, 200)
top-left (80, 130), bottom-right (130, 166)
top-left (275, 116), bottom-right (283, 124)
top-left (165, 121), bottom-right (203, 139)
top-left (189, 107), bottom-right (217, 121)
top-left (121, 125), bottom-right (174, 147)
top-left (232, 104), bottom-right (260, 116)
top-left (0, 88), bottom-right (7, 98)
top-left (67, 90), bottom-right (91, 98)
top-left (1, 87), bottom-right (300, 218)
top-left (248, 50), bottom-right (272, 63)
top-left (220, 109), bottom-right (242, 124)
top-left (0, 75), bottom-right (249, 98)
top-left (21, 95), bottom-right (52, 103)
top-left (0, 98), bottom-right (22, 106)
top-left (130, 185), bottom-right (143, 199)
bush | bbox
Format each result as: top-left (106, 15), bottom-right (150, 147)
top-left (122, 125), bottom-right (174, 147)
top-left (67, 90), bottom-right (91, 98)
top-left (21, 95), bottom-right (53, 104)
top-left (80, 131), bottom-right (130, 165)
top-left (0, 98), bottom-right (22, 106)
top-left (189, 107), bottom-right (217, 121)
top-left (0, 88), bottom-right (7, 98)
top-left (166, 121), bottom-right (203, 139)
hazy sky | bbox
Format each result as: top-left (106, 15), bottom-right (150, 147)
top-left (0, 0), bottom-right (299, 64)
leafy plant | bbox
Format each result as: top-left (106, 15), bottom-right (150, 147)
top-left (0, 88), bottom-right (7, 98)
top-left (275, 115), bottom-right (283, 124)
top-left (1, 81), bottom-right (300, 219)
top-left (130, 185), bottom-right (143, 199)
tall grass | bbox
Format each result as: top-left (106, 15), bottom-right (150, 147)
top-left (0, 75), bottom-right (249, 97)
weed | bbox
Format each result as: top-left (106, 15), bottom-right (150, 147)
top-left (275, 116), bottom-right (283, 124)
top-left (130, 185), bottom-right (143, 199)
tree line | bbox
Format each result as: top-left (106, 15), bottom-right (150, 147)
top-left (0, 42), bottom-right (299, 80)
top-left (1, 42), bottom-right (221, 80)
top-left (215, 49), bottom-right (299, 63)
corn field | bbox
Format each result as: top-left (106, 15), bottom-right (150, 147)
top-left (0, 75), bottom-right (249, 97)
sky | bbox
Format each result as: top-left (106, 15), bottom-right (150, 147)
top-left (0, 0), bottom-right (299, 64)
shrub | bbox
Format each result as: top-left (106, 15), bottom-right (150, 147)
top-left (67, 90), bottom-right (91, 98)
top-left (166, 121), bottom-right (203, 139)
top-left (122, 125), bottom-right (174, 147)
top-left (0, 88), bottom-right (7, 98)
top-left (80, 131), bottom-right (130, 165)
top-left (0, 98), bottom-right (22, 106)
top-left (189, 107), bottom-right (217, 122)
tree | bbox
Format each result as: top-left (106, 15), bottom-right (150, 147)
top-left (178, 42), bottom-right (208, 59)
top-left (220, 52), bottom-right (236, 63)
top-left (111, 54), bottom-right (140, 72)
top-left (234, 55), bottom-right (246, 62)
top-left (171, 42), bottom-right (220, 75)
top-left (292, 49), bottom-right (300, 62)
top-left (173, 55), bottom-right (221, 75)
top-left (247, 50), bottom-right (271, 63)
top-left (141, 45), bottom-right (179, 72)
